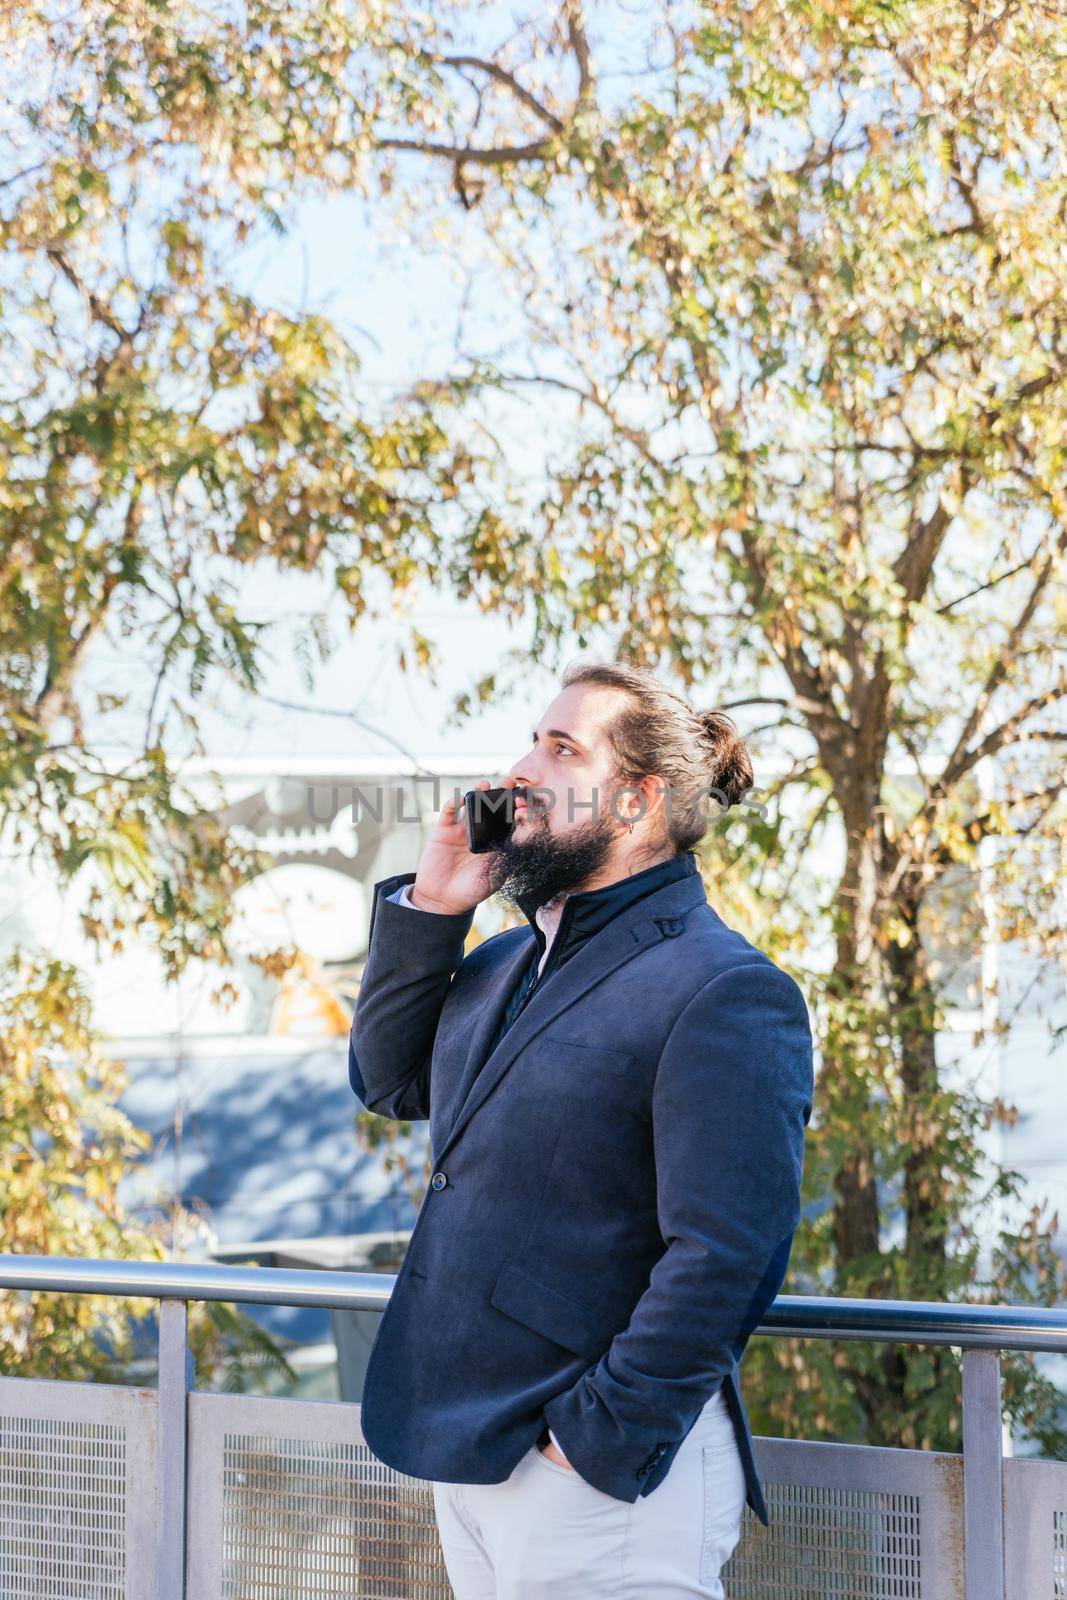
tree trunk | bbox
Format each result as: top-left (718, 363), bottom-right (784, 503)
top-left (887, 894), bottom-right (950, 1288)
top-left (826, 801), bottom-right (884, 1275)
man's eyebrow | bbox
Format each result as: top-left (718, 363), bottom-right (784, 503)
top-left (533, 727), bottom-right (587, 752)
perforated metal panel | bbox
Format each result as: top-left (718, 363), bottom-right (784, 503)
top-left (726, 1483), bottom-right (922, 1598)
top-left (723, 1437), bottom-right (964, 1600)
top-left (1004, 1458), bottom-right (1067, 1600)
top-left (220, 1431), bottom-right (446, 1598)
top-left (0, 1377), bottom-right (158, 1600)
top-left (0, 1413), bottom-right (126, 1598)
top-left (5, 1373), bottom-right (1038, 1599)
top-left (188, 1393), bottom-right (453, 1599)
top-left (186, 1405), bottom-right (973, 1600)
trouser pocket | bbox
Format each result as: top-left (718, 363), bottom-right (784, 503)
top-left (699, 1437), bottom-right (746, 1586)
top-left (532, 1445), bottom-right (584, 1479)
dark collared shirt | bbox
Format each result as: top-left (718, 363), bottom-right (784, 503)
top-left (490, 849), bottom-right (700, 1054)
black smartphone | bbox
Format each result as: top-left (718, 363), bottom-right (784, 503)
top-left (463, 785), bottom-right (526, 853)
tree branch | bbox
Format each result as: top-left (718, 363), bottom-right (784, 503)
top-left (427, 53), bottom-right (564, 133)
top-left (930, 523), bottom-right (1066, 802)
top-left (564, 1), bottom-right (595, 106)
top-left (31, 484), bottom-right (146, 735)
top-left (375, 136), bottom-right (553, 166)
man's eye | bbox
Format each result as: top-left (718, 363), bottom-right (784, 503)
top-left (556, 744), bottom-right (575, 756)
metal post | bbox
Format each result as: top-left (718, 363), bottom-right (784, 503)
top-left (157, 1297), bottom-right (194, 1600)
top-left (963, 1347), bottom-right (1005, 1600)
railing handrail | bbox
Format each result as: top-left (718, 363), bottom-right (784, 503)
top-left (1, 1253), bottom-right (1065, 1352)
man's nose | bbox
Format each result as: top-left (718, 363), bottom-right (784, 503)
top-left (508, 764), bottom-right (548, 806)
top-left (507, 754), bottom-right (537, 785)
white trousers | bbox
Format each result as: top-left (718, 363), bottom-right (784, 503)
top-left (430, 1389), bottom-right (747, 1599)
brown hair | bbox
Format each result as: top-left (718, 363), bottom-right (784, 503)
top-left (560, 659), bottom-right (754, 855)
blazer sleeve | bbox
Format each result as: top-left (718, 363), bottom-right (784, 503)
top-left (348, 872), bottom-right (475, 1120)
top-left (542, 959), bottom-right (814, 1501)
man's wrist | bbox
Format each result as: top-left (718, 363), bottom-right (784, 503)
top-left (387, 879), bottom-right (478, 917)
top-left (405, 882), bottom-right (473, 916)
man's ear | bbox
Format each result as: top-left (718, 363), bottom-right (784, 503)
top-left (638, 773), bottom-right (670, 826)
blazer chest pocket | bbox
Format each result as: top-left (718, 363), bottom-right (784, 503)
top-left (534, 1035), bottom-right (635, 1079)
top-left (490, 1259), bottom-right (617, 1363)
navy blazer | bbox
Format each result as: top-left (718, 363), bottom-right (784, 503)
top-left (348, 864), bottom-right (814, 1525)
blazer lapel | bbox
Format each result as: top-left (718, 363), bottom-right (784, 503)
top-left (434, 869), bottom-right (709, 1165)
top-left (440, 930), bottom-right (536, 1134)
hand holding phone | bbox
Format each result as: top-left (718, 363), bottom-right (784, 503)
top-left (464, 784), bottom-right (527, 853)
top-left (405, 778), bottom-right (522, 915)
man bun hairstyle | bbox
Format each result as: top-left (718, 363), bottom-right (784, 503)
top-left (560, 659), bottom-right (754, 854)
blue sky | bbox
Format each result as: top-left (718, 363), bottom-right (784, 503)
top-left (76, 6), bottom-right (727, 774)
top-left (85, 181), bottom-right (581, 772)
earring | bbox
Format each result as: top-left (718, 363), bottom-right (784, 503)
top-left (627, 821), bottom-right (635, 834)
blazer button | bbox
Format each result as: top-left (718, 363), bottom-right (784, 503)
top-left (430, 1171), bottom-right (448, 1190)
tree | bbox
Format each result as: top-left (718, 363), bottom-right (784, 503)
top-left (0, 0), bottom-right (478, 1376)
top-left (0, 948), bottom-right (299, 1391)
top-left (3, 0), bottom-right (1064, 1452)
top-left (338, 0), bottom-right (1067, 1452)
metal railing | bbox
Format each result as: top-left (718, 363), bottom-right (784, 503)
top-left (0, 1253), bottom-right (1064, 1600)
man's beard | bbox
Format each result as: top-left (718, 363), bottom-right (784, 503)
top-left (486, 798), bottom-right (621, 914)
